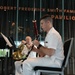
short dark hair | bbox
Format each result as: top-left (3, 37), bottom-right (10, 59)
top-left (40, 14), bottom-right (53, 24)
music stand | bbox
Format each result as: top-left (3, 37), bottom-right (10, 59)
top-left (0, 36), bottom-right (7, 75)
top-left (0, 36), bottom-right (15, 75)
top-left (0, 36), bottom-right (6, 49)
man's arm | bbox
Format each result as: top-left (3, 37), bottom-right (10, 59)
top-left (32, 44), bottom-right (55, 57)
top-left (33, 40), bottom-right (55, 56)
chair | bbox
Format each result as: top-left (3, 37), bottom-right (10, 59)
top-left (33, 38), bottom-right (73, 75)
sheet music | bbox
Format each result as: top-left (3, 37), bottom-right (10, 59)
top-left (0, 32), bottom-right (13, 47)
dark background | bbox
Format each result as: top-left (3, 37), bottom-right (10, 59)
top-left (0, 0), bottom-right (75, 75)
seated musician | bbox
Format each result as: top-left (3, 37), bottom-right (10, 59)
top-left (14, 36), bottom-right (36, 75)
top-left (22, 14), bottom-right (64, 75)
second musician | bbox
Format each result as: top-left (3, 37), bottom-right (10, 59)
top-left (15, 36), bottom-right (36, 75)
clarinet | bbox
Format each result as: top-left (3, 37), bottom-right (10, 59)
top-left (22, 20), bottom-right (39, 61)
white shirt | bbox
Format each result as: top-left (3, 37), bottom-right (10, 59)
top-left (44, 27), bottom-right (64, 62)
top-left (21, 45), bottom-right (36, 58)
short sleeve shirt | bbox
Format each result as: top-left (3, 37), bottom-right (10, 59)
top-left (44, 27), bottom-right (64, 61)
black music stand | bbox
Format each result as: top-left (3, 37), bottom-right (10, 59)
top-left (0, 36), bottom-right (6, 49)
top-left (0, 36), bottom-right (15, 75)
top-left (0, 36), bottom-right (7, 75)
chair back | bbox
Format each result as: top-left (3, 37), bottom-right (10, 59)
top-left (62, 38), bottom-right (73, 68)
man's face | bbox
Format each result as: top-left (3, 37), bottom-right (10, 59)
top-left (26, 37), bottom-right (32, 44)
top-left (40, 20), bottom-right (48, 32)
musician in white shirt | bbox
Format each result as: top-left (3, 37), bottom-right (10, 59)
top-left (15, 36), bottom-right (36, 75)
top-left (22, 14), bottom-right (64, 75)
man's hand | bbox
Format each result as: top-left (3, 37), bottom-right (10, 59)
top-left (21, 40), bottom-right (26, 44)
top-left (33, 40), bottom-right (40, 47)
